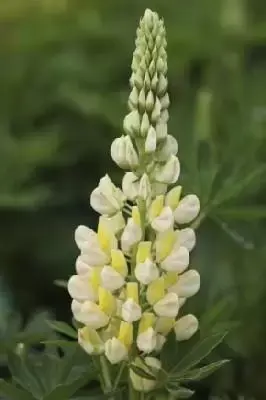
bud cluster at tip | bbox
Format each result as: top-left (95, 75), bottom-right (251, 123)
top-left (111, 8), bottom-right (179, 197)
top-left (67, 9), bottom-right (201, 393)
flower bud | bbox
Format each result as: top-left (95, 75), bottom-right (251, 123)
top-left (174, 314), bottom-right (199, 341)
top-left (155, 121), bottom-right (168, 140)
top-left (145, 126), bottom-right (157, 153)
top-left (123, 110), bottom-right (141, 136)
top-left (174, 194), bottom-right (200, 224)
top-left (151, 97), bottom-right (161, 123)
top-left (128, 86), bottom-right (139, 108)
top-left (138, 88), bottom-right (146, 111)
top-left (125, 136), bottom-right (139, 168)
top-left (154, 155), bottom-right (180, 184)
top-left (138, 173), bottom-right (151, 201)
top-left (146, 90), bottom-right (154, 111)
top-left (161, 93), bottom-right (170, 109)
top-left (121, 217), bottom-right (142, 252)
top-left (122, 172), bottom-right (139, 200)
top-left (155, 334), bottom-right (166, 351)
top-left (157, 74), bottom-right (168, 95)
top-left (111, 137), bottom-right (127, 168)
top-left (140, 112), bottom-right (150, 136)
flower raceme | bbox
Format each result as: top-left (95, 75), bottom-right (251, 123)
top-left (67, 8), bottom-right (201, 392)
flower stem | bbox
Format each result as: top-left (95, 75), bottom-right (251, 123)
top-left (129, 383), bottom-right (139, 400)
top-left (99, 355), bottom-right (113, 393)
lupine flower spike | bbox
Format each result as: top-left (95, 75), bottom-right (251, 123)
top-left (68, 8), bottom-right (201, 393)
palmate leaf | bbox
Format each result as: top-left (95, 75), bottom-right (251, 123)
top-left (5, 343), bottom-right (97, 400)
top-left (170, 331), bottom-right (228, 375)
top-left (0, 379), bottom-right (36, 400)
top-left (170, 359), bottom-right (229, 383)
top-left (166, 382), bottom-right (195, 399)
top-left (47, 320), bottom-right (78, 339)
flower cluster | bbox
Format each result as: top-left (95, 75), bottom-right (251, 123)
top-left (67, 8), bottom-right (201, 392)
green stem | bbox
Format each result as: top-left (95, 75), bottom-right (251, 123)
top-left (129, 383), bottom-right (139, 400)
top-left (113, 361), bottom-right (126, 390)
top-left (99, 355), bottom-right (113, 393)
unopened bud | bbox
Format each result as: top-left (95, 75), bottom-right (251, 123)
top-left (145, 126), bottom-right (157, 153)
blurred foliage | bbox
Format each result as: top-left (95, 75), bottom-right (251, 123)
top-left (1, 0), bottom-right (266, 398)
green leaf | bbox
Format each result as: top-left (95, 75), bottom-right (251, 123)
top-left (172, 359), bottom-right (229, 382)
top-left (166, 383), bottom-right (194, 399)
top-left (47, 320), bottom-right (77, 339)
top-left (215, 205), bottom-right (266, 220)
top-left (0, 379), bottom-right (35, 400)
top-left (130, 364), bottom-right (157, 381)
top-left (170, 331), bottom-right (227, 374)
top-left (43, 370), bottom-right (94, 400)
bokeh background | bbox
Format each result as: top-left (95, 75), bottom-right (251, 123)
top-left (1, 0), bottom-right (266, 398)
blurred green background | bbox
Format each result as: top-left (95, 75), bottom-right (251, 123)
top-left (1, 0), bottom-right (266, 398)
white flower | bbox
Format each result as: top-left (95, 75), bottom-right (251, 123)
top-left (135, 259), bottom-right (159, 285)
top-left (174, 314), bottom-right (199, 341)
top-left (75, 226), bottom-right (109, 266)
top-left (130, 357), bottom-right (161, 392)
top-left (105, 338), bottom-right (128, 364)
top-left (156, 135), bottom-right (178, 162)
top-left (78, 327), bottom-right (104, 355)
top-left (174, 194), bottom-right (200, 224)
top-left (145, 126), bottom-right (157, 153)
top-left (138, 173), bottom-right (151, 201)
top-left (122, 299), bottom-right (142, 322)
top-left (125, 136), bottom-right (139, 168)
top-left (71, 300), bottom-right (109, 329)
top-left (75, 256), bottom-right (92, 276)
top-left (122, 172), bottom-right (139, 200)
top-left (67, 275), bottom-right (96, 302)
top-left (101, 266), bottom-right (125, 292)
top-left (100, 212), bottom-right (125, 235)
top-left (154, 293), bottom-right (179, 318)
top-left (151, 206), bottom-right (174, 232)
top-left (161, 243), bottom-right (189, 273)
top-left (121, 218), bottom-right (142, 252)
top-left (155, 334), bottom-right (166, 351)
top-left (179, 228), bottom-right (196, 251)
top-left (90, 175), bottom-right (125, 215)
top-left (168, 270), bottom-right (200, 298)
top-left (137, 327), bottom-right (157, 353)
top-left (154, 155), bottom-right (180, 184)
top-left (111, 137), bottom-right (127, 168)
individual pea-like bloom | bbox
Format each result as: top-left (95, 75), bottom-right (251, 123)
top-left (90, 175), bottom-right (126, 215)
top-left (67, 7), bottom-right (201, 393)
